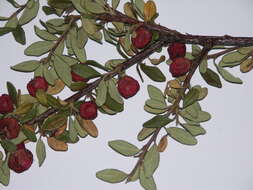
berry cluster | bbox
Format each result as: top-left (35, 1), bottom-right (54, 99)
top-left (167, 43), bottom-right (191, 77)
top-left (0, 94), bottom-right (33, 173)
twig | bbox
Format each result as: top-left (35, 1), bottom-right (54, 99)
top-left (126, 43), bottom-right (213, 181)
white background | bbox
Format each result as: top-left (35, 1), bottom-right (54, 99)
top-left (0, 0), bottom-right (253, 190)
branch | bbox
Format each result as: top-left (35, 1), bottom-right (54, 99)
top-left (94, 11), bottom-right (253, 46)
top-left (126, 44), bottom-right (213, 181)
top-left (27, 36), bottom-right (169, 125)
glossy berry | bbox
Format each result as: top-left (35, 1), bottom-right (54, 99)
top-left (167, 43), bottom-right (186, 60)
top-left (169, 57), bottom-right (191, 77)
top-left (0, 94), bottom-right (14, 114)
top-left (0, 118), bottom-right (20, 139)
top-left (8, 146), bottom-right (33, 173)
top-left (71, 71), bottom-right (88, 82)
top-left (79, 101), bottom-right (98, 120)
top-left (131, 26), bottom-right (152, 49)
top-left (117, 76), bottom-right (140, 99)
top-left (27, 77), bottom-right (48, 97)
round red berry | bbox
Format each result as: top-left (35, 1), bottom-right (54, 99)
top-left (0, 94), bottom-right (14, 114)
top-left (79, 101), bottom-right (98, 120)
top-left (167, 43), bottom-right (186, 60)
top-left (117, 76), bottom-right (140, 99)
top-left (131, 26), bottom-right (152, 49)
top-left (169, 57), bottom-right (191, 77)
top-left (0, 117), bottom-right (20, 139)
top-left (27, 77), bottom-right (48, 97)
top-left (8, 147), bottom-right (33, 173)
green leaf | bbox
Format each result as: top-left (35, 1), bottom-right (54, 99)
top-left (81, 17), bottom-right (99, 35)
top-left (69, 117), bottom-right (78, 142)
top-left (34, 26), bottom-right (58, 41)
top-left (5, 15), bottom-right (18, 28)
top-left (53, 55), bottom-right (72, 86)
top-left (200, 68), bottom-right (222, 88)
top-left (22, 127), bottom-right (37, 142)
top-left (0, 27), bottom-right (13, 37)
top-left (71, 0), bottom-right (86, 13)
top-left (108, 140), bottom-right (140, 157)
top-left (137, 128), bottom-right (156, 141)
top-left (6, 82), bottom-right (17, 106)
top-left (199, 59), bottom-right (208, 74)
top-left (143, 115), bottom-right (172, 128)
top-left (11, 60), bottom-right (40, 72)
top-left (25, 41), bottom-right (54, 56)
top-left (36, 138), bottom-right (46, 167)
top-left (96, 169), bottom-right (127, 183)
top-left (147, 85), bottom-right (165, 103)
top-left (42, 114), bottom-right (67, 131)
top-left (144, 105), bottom-right (167, 115)
top-left (145, 99), bottom-right (167, 110)
top-left (0, 140), bottom-right (16, 152)
top-left (19, 0), bottom-right (39, 25)
top-left (215, 64), bottom-right (243, 84)
top-left (0, 16), bottom-right (9, 21)
top-left (86, 60), bottom-right (109, 72)
top-left (183, 88), bottom-right (200, 108)
top-left (74, 117), bottom-right (88, 138)
top-left (112, 0), bottom-right (120, 9)
top-left (140, 64), bottom-right (166, 82)
top-left (180, 110), bottom-right (211, 123)
top-left (36, 89), bottom-right (48, 106)
top-left (83, 0), bottom-right (105, 14)
top-left (0, 160), bottom-right (10, 186)
top-left (134, 0), bottom-right (145, 16)
top-left (182, 124), bottom-right (206, 136)
top-left (12, 25), bottom-right (26, 45)
top-left (104, 93), bottom-right (124, 113)
top-left (222, 51), bottom-right (247, 64)
top-left (166, 127), bottom-right (197, 145)
top-left (143, 145), bottom-right (159, 177)
top-left (139, 167), bottom-right (157, 190)
top-left (192, 45), bottom-right (201, 57)
top-left (77, 27), bottom-right (88, 49)
top-left (71, 64), bottom-right (101, 79)
top-left (238, 46), bottom-right (253, 55)
top-left (70, 28), bottom-right (87, 62)
top-left (108, 79), bottom-right (123, 104)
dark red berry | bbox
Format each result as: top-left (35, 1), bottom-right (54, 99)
top-left (0, 118), bottom-right (20, 139)
top-left (169, 57), bottom-right (191, 77)
top-left (71, 71), bottom-right (88, 82)
top-left (167, 43), bottom-right (186, 60)
top-left (79, 101), bottom-right (98, 120)
top-left (0, 94), bottom-right (14, 114)
top-left (117, 76), bottom-right (140, 99)
top-left (8, 147), bottom-right (33, 173)
top-left (131, 26), bottom-right (152, 49)
top-left (27, 77), bottom-right (48, 97)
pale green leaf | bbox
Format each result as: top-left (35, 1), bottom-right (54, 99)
top-left (36, 138), bottom-right (46, 167)
top-left (11, 60), bottom-right (40, 72)
top-left (108, 140), bottom-right (140, 157)
top-left (166, 127), bottom-right (197, 145)
top-left (96, 169), bottom-right (127, 183)
top-left (25, 41), bottom-right (54, 56)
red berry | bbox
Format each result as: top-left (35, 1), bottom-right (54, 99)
top-left (117, 76), bottom-right (140, 99)
top-left (167, 43), bottom-right (186, 60)
top-left (71, 71), bottom-right (88, 82)
top-left (0, 94), bottom-right (14, 114)
top-left (27, 77), bottom-right (48, 97)
top-left (8, 147), bottom-right (33, 173)
top-left (79, 101), bottom-right (98, 120)
top-left (169, 57), bottom-right (191, 77)
top-left (131, 26), bottom-right (152, 49)
top-left (0, 118), bottom-right (20, 139)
